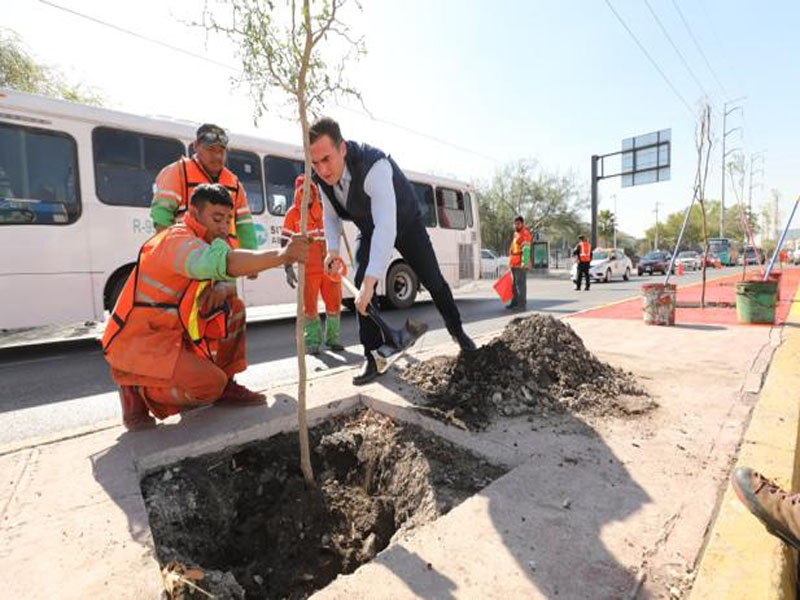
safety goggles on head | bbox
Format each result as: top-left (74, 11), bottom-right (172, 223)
top-left (196, 127), bottom-right (229, 148)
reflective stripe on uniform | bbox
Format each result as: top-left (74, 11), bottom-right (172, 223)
top-left (139, 273), bottom-right (182, 299)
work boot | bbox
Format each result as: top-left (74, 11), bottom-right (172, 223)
top-left (452, 329), bottom-right (477, 352)
top-left (216, 379), bottom-right (267, 406)
top-left (730, 466), bottom-right (800, 549)
top-left (304, 317), bottom-right (322, 355)
top-left (324, 313), bottom-right (345, 351)
top-left (119, 386), bottom-right (156, 431)
top-left (353, 355), bottom-right (380, 386)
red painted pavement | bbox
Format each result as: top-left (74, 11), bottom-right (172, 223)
top-left (573, 267), bottom-right (800, 326)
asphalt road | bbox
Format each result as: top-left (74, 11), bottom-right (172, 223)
top-left (0, 268), bottom-right (738, 445)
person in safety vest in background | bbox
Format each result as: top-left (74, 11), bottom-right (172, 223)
top-left (506, 215), bottom-right (532, 311)
top-left (282, 174), bottom-right (343, 354)
top-left (573, 234), bottom-right (592, 291)
top-left (103, 183), bottom-right (309, 431)
top-left (150, 123), bottom-right (258, 250)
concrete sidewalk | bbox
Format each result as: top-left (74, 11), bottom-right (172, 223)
top-left (0, 302), bottom-right (793, 598)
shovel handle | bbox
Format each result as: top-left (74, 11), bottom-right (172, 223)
top-left (339, 276), bottom-right (390, 329)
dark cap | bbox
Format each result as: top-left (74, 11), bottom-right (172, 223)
top-left (579, 234), bottom-right (586, 240)
top-left (196, 123), bottom-right (229, 148)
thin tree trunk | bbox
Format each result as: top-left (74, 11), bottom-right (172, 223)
top-left (294, 0), bottom-right (315, 486)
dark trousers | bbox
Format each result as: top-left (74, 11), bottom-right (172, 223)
top-left (354, 219), bottom-right (464, 356)
top-left (511, 267), bottom-right (527, 307)
top-left (576, 261), bottom-right (591, 290)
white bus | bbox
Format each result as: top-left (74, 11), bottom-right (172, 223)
top-left (0, 88), bottom-right (481, 329)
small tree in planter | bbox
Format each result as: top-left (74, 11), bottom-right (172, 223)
top-left (201, 0), bottom-right (364, 484)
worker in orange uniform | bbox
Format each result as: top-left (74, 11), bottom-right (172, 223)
top-left (573, 234), bottom-right (592, 291)
top-left (282, 174), bottom-right (343, 354)
top-left (506, 215), bottom-right (532, 310)
top-left (104, 183), bottom-right (309, 431)
top-left (150, 123), bottom-right (258, 250)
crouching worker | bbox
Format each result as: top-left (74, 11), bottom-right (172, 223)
top-left (282, 174), bottom-right (343, 354)
top-left (102, 183), bottom-right (310, 430)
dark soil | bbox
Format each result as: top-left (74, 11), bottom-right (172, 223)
top-left (141, 408), bottom-right (506, 599)
top-left (400, 314), bottom-right (654, 430)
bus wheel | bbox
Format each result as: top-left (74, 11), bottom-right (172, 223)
top-left (385, 262), bottom-right (418, 309)
top-left (105, 267), bottom-right (133, 311)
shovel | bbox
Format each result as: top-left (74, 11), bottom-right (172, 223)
top-left (339, 276), bottom-right (428, 373)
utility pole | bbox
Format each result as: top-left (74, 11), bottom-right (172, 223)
top-left (612, 193), bottom-right (617, 249)
top-left (748, 151), bottom-right (766, 226)
top-left (721, 97), bottom-right (746, 238)
top-left (654, 200), bottom-right (660, 250)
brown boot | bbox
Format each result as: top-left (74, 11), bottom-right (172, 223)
top-left (119, 386), bottom-right (156, 431)
top-left (215, 379), bottom-right (267, 406)
top-left (731, 466), bottom-right (800, 549)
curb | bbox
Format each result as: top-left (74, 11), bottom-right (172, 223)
top-left (690, 284), bottom-right (800, 599)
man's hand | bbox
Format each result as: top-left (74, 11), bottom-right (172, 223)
top-left (324, 250), bottom-right (340, 275)
top-left (199, 281), bottom-right (234, 314)
top-left (284, 265), bottom-right (297, 289)
top-left (281, 233), bottom-right (310, 264)
top-left (356, 275), bottom-right (378, 316)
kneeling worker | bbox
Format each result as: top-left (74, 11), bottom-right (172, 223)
top-left (103, 183), bottom-right (310, 430)
top-left (282, 174), bottom-right (343, 353)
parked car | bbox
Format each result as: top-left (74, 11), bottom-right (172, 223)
top-left (637, 251), bottom-right (673, 276)
top-left (703, 252), bottom-right (722, 268)
top-left (740, 246), bottom-right (765, 266)
top-left (480, 248), bottom-right (501, 278)
top-left (793, 246), bottom-right (800, 265)
top-left (675, 250), bottom-right (701, 271)
top-left (570, 248), bottom-right (633, 284)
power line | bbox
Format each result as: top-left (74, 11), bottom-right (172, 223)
top-left (38, 0), bottom-right (500, 164)
top-left (669, 0), bottom-right (728, 98)
top-left (603, 0), bottom-right (695, 117)
top-left (642, 0), bottom-right (710, 100)
top-left (38, 0), bottom-right (239, 72)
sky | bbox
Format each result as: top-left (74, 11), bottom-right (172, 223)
top-left (4, 0), bottom-right (800, 239)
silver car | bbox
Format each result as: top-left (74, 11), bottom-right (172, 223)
top-left (675, 250), bottom-right (701, 271)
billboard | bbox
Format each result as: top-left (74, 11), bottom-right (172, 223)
top-left (621, 129), bottom-right (671, 187)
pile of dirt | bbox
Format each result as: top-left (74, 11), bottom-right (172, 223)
top-left (400, 314), bottom-right (653, 430)
top-left (141, 408), bottom-right (506, 600)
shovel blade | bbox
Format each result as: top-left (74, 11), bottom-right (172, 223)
top-left (372, 319), bottom-right (428, 374)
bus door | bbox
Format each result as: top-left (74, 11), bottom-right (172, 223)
top-left (0, 120), bottom-right (92, 328)
top-left (434, 186), bottom-right (473, 283)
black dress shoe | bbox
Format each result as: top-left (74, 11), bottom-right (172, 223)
top-left (505, 303), bottom-right (518, 310)
top-left (353, 356), bottom-right (380, 386)
top-left (453, 330), bottom-right (477, 352)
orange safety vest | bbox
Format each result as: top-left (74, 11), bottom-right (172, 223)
top-left (282, 177), bottom-right (327, 275)
top-left (509, 227), bottom-right (532, 268)
top-left (102, 217), bottom-right (230, 379)
top-left (578, 240), bottom-right (591, 262)
top-left (157, 157), bottom-right (245, 248)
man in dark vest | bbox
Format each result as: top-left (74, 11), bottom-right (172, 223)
top-left (309, 117), bottom-right (476, 385)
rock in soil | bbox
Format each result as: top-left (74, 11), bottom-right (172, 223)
top-left (400, 314), bottom-right (654, 430)
top-left (141, 408), bottom-right (506, 600)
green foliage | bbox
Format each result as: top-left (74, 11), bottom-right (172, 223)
top-left (0, 29), bottom-right (101, 105)
top-left (642, 200), bottom-right (759, 251)
top-left (597, 209), bottom-right (615, 246)
top-left (476, 159), bottom-right (586, 254)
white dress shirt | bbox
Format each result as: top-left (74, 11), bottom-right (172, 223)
top-left (320, 159), bottom-right (397, 279)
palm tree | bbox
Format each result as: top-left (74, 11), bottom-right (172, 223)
top-left (598, 210), bottom-right (616, 247)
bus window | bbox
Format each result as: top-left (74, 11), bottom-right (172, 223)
top-left (227, 150), bottom-right (265, 214)
top-left (93, 127), bottom-right (184, 207)
top-left (0, 123), bottom-right (80, 225)
top-left (265, 155), bottom-right (303, 216)
top-left (464, 191), bottom-right (474, 228)
top-left (411, 182), bottom-right (436, 228)
top-left (436, 187), bottom-right (466, 230)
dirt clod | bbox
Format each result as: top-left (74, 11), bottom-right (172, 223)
top-left (142, 408), bottom-right (506, 599)
top-left (400, 314), bottom-right (654, 430)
